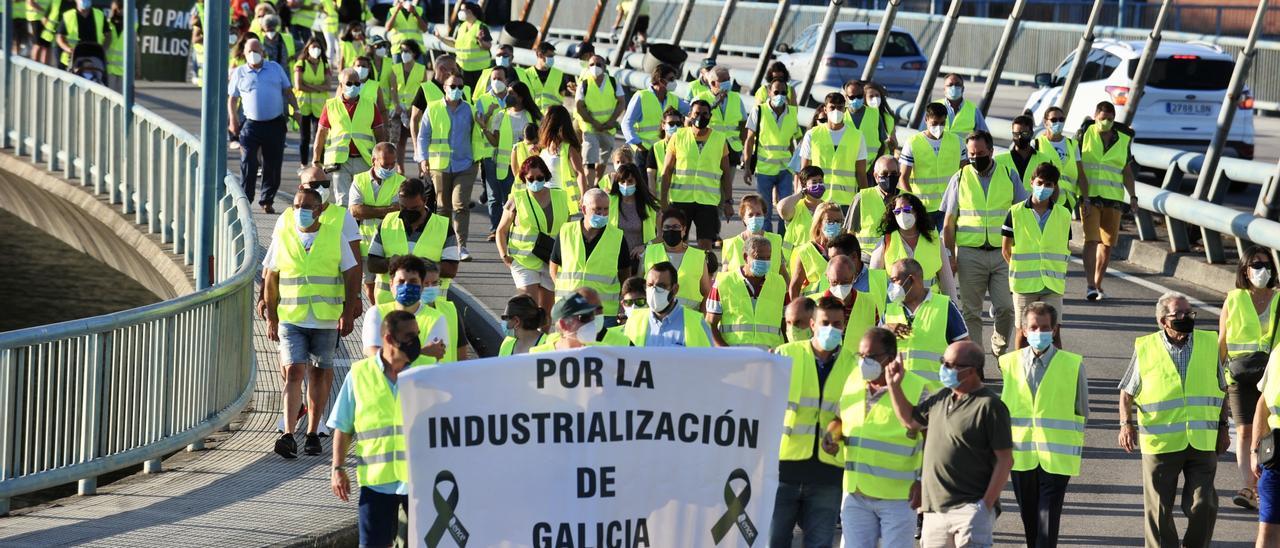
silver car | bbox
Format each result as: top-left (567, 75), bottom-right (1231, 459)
top-left (775, 22), bottom-right (927, 103)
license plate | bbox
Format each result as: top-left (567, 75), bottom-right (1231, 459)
top-left (1166, 102), bottom-right (1212, 115)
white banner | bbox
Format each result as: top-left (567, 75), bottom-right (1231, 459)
top-left (399, 346), bottom-right (792, 548)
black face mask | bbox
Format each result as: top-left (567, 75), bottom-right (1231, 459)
top-left (1169, 317), bottom-right (1195, 334)
top-left (693, 115), bottom-right (711, 129)
top-left (1014, 136), bottom-right (1032, 147)
top-left (400, 208), bottom-right (422, 224)
top-left (397, 336), bottom-right (422, 362)
top-left (877, 174), bottom-right (899, 194)
top-left (971, 156), bottom-right (992, 172)
top-left (662, 228), bottom-right (684, 247)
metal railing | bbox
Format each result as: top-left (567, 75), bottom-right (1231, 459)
top-left (0, 56), bottom-right (256, 515)
top-left (528, 0), bottom-right (1280, 113)
top-left (491, 24), bottom-right (1280, 265)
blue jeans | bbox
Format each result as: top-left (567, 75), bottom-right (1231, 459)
top-left (482, 158), bottom-right (513, 232)
top-left (769, 481), bottom-right (842, 548)
top-left (754, 170), bottom-right (793, 234)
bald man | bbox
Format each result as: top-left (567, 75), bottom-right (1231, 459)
top-left (845, 155), bottom-right (902, 260)
top-left (229, 37), bottom-right (299, 213)
top-left (885, 340), bottom-right (1013, 548)
top-left (549, 189), bottom-right (633, 327)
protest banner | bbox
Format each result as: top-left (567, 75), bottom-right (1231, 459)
top-left (138, 0), bottom-right (195, 81)
top-left (399, 346), bottom-right (791, 547)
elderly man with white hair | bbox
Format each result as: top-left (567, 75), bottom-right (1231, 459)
top-left (313, 67), bottom-right (387, 207)
top-left (549, 188), bottom-right (633, 328)
top-left (1117, 291), bottom-right (1227, 548)
top-left (228, 37), bottom-right (298, 214)
top-left (846, 155), bottom-right (903, 261)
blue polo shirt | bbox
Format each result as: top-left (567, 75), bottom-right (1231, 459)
top-left (414, 100), bottom-right (476, 173)
top-left (229, 61), bottom-right (292, 122)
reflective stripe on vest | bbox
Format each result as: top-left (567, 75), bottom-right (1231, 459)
top-left (633, 89), bottom-right (679, 146)
top-left (554, 223), bottom-right (624, 315)
top-left (353, 171), bottom-right (406, 255)
top-left (322, 96), bottom-right (376, 165)
top-left (1032, 135), bottom-right (1081, 203)
top-left (1222, 289), bottom-right (1279, 358)
top-left (424, 99), bottom-right (461, 171)
top-left (883, 296), bottom-right (952, 389)
top-left (884, 231), bottom-right (942, 290)
top-left (855, 187), bottom-right (887, 252)
top-left (275, 207), bottom-right (345, 323)
top-left (525, 66), bottom-right (566, 110)
top-left (810, 125), bottom-right (864, 206)
top-left (755, 104), bottom-right (798, 176)
top-left (777, 340), bottom-right (856, 467)
top-left (452, 20), bottom-right (489, 70)
top-left (839, 368), bottom-right (926, 499)
top-left (509, 188), bottom-right (568, 270)
top-left (622, 306), bottom-right (712, 347)
top-left (714, 271), bottom-right (785, 348)
top-left (350, 356), bottom-right (409, 486)
top-left (668, 128), bottom-right (726, 206)
top-left (1081, 125), bottom-right (1131, 202)
top-left (955, 164), bottom-right (1014, 248)
top-left (577, 73), bottom-right (620, 134)
top-left (999, 349), bottom-right (1085, 476)
top-left (643, 243), bottom-right (706, 309)
top-left (373, 212), bottom-right (450, 305)
top-left (1008, 202), bottom-right (1071, 295)
top-left (1132, 330), bottom-right (1225, 454)
top-left (907, 132), bottom-right (961, 211)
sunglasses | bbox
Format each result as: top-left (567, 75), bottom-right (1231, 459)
top-left (1012, 131), bottom-right (1033, 138)
top-left (527, 176), bottom-right (549, 183)
top-left (892, 205), bottom-right (913, 214)
top-left (880, 172), bottom-right (901, 180)
top-left (1249, 262), bottom-right (1272, 270)
top-left (1048, 117), bottom-right (1066, 123)
top-left (622, 297), bottom-right (647, 307)
top-left (941, 361), bottom-right (979, 370)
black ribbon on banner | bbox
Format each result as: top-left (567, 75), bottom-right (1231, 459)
top-left (710, 468), bottom-right (758, 546)
top-left (424, 470), bottom-right (470, 547)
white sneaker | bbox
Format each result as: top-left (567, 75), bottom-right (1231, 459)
top-left (459, 247), bottom-right (473, 262)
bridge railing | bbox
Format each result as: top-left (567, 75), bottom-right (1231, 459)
top-left (0, 57), bottom-right (256, 515)
top-left (531, 0), bottom-right (1280, 112)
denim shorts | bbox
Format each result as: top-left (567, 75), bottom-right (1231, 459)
top-left (278, 323), bottom-right (338, 368)
top-left (358, 487), bottom-right (408, 547)
top-left (1261, 466), bottom-right (1280, 524)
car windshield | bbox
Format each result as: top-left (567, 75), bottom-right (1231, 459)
top-left (833, 30), bottom-right (919, 56)
top-left (1126, 57), bottom-right (1233, 91)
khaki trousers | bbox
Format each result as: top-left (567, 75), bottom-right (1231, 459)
top-left (957, 246), bottom-right (1014, 355)
top-left (1012, 290), bottom-right (1065, 330)
top-left (430, 165), bottom-right (479, 246)
top-left (1141, 448), bottom-right (1218, 548)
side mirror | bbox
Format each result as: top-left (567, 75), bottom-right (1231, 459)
top-left (1034, 72), bottom-right (1053, 89)
top-left (777, 43), bottom-right (793, 54)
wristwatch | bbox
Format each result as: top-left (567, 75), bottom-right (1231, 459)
top-left (332, 466), bottom-right (345, 473)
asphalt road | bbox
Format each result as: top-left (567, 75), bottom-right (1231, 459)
top-left (134, 74), bottom-right (1261, 546)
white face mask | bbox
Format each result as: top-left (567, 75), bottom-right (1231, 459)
top-left (928, 124), bottom-right (946, 138)
top-left (264, 31), bottom-right (277, 40)
top-left (401, 51), bottom-right (415, 64)
top-left (375, 47), bottom-right (387, 58)
top-left (245, 51), bottom-right (264, 66)
top-left (575, 318), bottom-right (599, 342)
top-left (589, 65), bottom-right (604, 79)
top-left (491, 79), bottom-right (508, 94)
top-left (459, 9), bottom-right (472, 22)
top-left (887, 281), bottom-right (908, 303)
top-left (867, 96), bottom-right (882, 109)
top-left (859, 356), bottom-right (883, 380)
top-left (308, 46), bottom-right (322, 59)
top-left (1250, 267), bottom-right (1273, 288)
top-left (343, 83), bottom-right (361, 99)
top-left (829, 283), bottom-right (853, 300)
top-left (895, 212), bottom-right (916, 231)
top-left (827, 109), bottom-right (844, 125)
top-left (646, 286), bottom-right (671, 312)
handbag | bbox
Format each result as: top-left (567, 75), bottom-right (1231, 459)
top-left (1258, 429), bottom-right (1279, 470)
top-left (525, 192), bottom-right (555, 264)
top-left (1227, 298), bottom-right (1280, 386)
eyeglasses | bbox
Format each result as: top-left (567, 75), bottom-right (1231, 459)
top-left (622, 297), bottom-right (647, 307)
top-left (527, 176), bottom-right (549, 183)
top-left (1047, 117), bottom-right (1066, 123)
top-left (1164, 311), bottom-right (1197, 320)
top-left (880, 172), bottom-right (901, 180)
top-left (1012, 131), bottom-right (1032, 138)
top-left (445, 85), bottom-right (462, 90)
top-left (941, 361), bottom-right (979, 370)
top-left (892, 205), bottom-right (912, 214)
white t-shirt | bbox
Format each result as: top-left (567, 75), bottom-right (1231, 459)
top-left (899, 133), bottom-right (968, 168)
top-left (539, 148), bottom-right (564, 189)
top-left (262, 212), bottom-right (360, 329)
top-left (489, 109), bottom-right (531, 146)
top-left (797, 125), bottom-right (867, 163)
top-left (361, 304), bottom-right (450, 350)
top-left (573, 75), bottom-right (626, 101)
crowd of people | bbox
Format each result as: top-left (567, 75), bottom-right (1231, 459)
top-left (20, 0), bottom-right (1271, 545)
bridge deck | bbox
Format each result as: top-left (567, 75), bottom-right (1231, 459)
top-left (0, 80), bottom-right (1261, 546)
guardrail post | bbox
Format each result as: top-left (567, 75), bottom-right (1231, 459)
top-left (0, 348), bottom-right (13, 515)
top-left (516, 0), bottom-right (534, 22)
top-left (197, 0), bottom-right (229, 289)
top-left (667, 0), bottom-right (696, 48)
top-left (908, 0), bottom-right (961, 129)
top-left (534, 0), bottom-right (560, 49)
top-left (583, 0), bottom-right (606, 43)
top-left (611, 0), bottom-right (645, 67)
top-left (704, 0), bottom-right (738, 65)
top-left (977, 0), bottom-right (1026, 115)
top-left (1056, 0), bottom-right (1103, 111)
top-left (1255, 157), bottom-right (1280, 222)
top-left (1119, 0), bottom-right (1173, 126)
top-left (749, 0), bottom-right (792, 93)
top-left (799, 0), bottom-right (843, 108)
top-left (0, 0), bottom-right (11, 150)
top-left (859, 0), bottom-right (899, 83)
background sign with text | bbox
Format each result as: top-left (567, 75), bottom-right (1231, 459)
top-left (138, 0), bottom-right (195, 81)
top-left (400, 347), bottom-right (791, 548)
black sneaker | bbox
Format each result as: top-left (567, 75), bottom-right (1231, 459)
top-left (303, 433), bottom-right (322, 456)
top-left (274, 433), bottom-right (297, 459)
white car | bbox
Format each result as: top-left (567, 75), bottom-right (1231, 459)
top-left (1024, 39), bottom-right (1255, 160)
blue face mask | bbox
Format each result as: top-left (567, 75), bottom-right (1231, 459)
top-left (1026, 330), bottom-right (1053, 351)
top-left (295, 208), bottom-right (315, 229)
top-left (822, 222), bottom-right (841, 238)
top-left (814, 325), bottom-right (842, 351)
top-left (1049, 121), bottom-right (1065, 136)
top-left (945, 86), bottom-right (963, 101)
top-left (420, 285), bottom-right (440, 304)
top-left (939, 365), bottom-right (962, 389)
top-left (745, 216), bottom-right (765, 233)
top-left (749, 259), bottom-right (770, 277)
top-left (375, 167), bottom-right (397, 180)
top-left (503, 321), bottom-right (516, 338)
top-left (447, 88), bottom-right (464, 101)
top-left (770, 95), bottom-right (787, 108)
top-left (618, 183), bottom-right (636, 197)
top-left (1031, 184), bottom-right (1054, 202)
top-left (588, 214), bottom-right (609, 229)
top-left (850, 98), bottom-right (865, 111)
top-left (395, 283), bottom-right (422, 307)
top-left (527, 179), bottom-right (546, 192)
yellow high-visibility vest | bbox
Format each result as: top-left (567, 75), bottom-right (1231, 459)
top-left (554, 222), bottom-right (625, 316)
top-left (954, 163), bottom-right (1015, 248)
top-left (1008, 202), bottom-right (1070, 295)
top-left (1081, 124), bottom-right (1131, 203)
top-left (642, 243), bottom-right (706, 310)
top-left (373, 211), bottom-right (450, 305)
top-left (1132, 330), bottom-right (1224, 455)
top-left (350, 356), bottom-right (410, 485)
top-left (999, 349), bottom-right (1085, 476)
top-left (668, 128), bottom-right (726, 207)
top-left (623, 306), bottom-right (712, 347)
top-left (1222, 289), bottom-right (1280, 358)
top-left (882, 295), bottom-right (952, 390)
top-left (713, 271), bottom-right (785, 348)
top-left (776, 340), bottom-right (855, 467)
top-left (906, 132), bottom-right (961, 212)
top-left (322, 96), bottom-right (376, 165)
top-left (274, 207), bottom-right (346, 323)
top-left (808, 125), bottom-right (864, 206)
top-left (839, 368), bottom-right (926, 499)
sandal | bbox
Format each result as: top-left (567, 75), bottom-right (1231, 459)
top-left (1234, 487), bottom-right (1259, 510)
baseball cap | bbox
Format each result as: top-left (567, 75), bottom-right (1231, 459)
top-left (699, 57), bottom-right (717, 71)
top-left (551, 293), bottom-right (596, 322)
